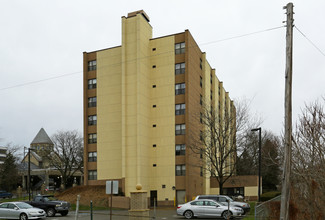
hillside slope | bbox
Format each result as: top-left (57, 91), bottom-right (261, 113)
top-left (56, 185), bottom-right (110, 208)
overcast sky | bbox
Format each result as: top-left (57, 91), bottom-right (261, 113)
top-left (1, 0), bottom-right (324, 149)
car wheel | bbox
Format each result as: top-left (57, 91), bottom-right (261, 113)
top-left (184, 210), bottom-right (194, 219)
top-left (60, 211), bottom-right (69, 216)
top-left (46, 208), bottom-right (56, 217)
top-left (20, 213), bottom-right (28, 220)
top-left (222, 210), bottom-right (232, 219)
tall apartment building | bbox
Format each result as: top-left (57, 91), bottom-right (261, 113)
top-left (83, 10), bottom-right (236, 205)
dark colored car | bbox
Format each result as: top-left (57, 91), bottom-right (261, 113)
top-left (195, 195), bottom-right (250, 215)
top-left (26, 195), bottom-right (70, 217)
top-left (0, 190), bottom-right (13, 199)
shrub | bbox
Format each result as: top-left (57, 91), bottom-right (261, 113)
top-left (260, 191), bottom-right (281, 202)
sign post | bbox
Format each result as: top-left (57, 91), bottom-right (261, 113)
top-left (106, 181), bottom-right (118, 220)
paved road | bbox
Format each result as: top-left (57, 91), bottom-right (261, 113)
top-left (49, 209), bottom-right (245, 220)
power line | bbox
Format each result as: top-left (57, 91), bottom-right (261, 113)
top-left (0, 25), bottom-right (285, 92)
top-left (295, 25), bottom-right (325, 57)
top-left (0, 71), bottom-right (81, 91)
top-left (200, 26), bottom-right (285, 46)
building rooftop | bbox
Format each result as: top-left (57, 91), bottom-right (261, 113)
top-left (127, 10), bottom-right (150, 22)
top-left (31, 128), bottom-right (54, 145)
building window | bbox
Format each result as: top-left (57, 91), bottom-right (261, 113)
top-left (210, 90), bottom-right (213, 100)
top-left (88, 60), bottom-right (97, 71)
top-left (175, 83), bottom-right (185, 95)
top-left (200, 95), bottom-right (203, 105)
top-left (200, 130), bottom-right (203, 141)
top-left (88, 79), bottom-right (97, 89)
top-left (175, 42), bottom-right (185, 54)
top-left (176, 144), bottom-right (186, 156)
top-left (200, 167), bottom-right (203, 176)
top-left (200, 112), bottom-right (203, 123)
top-left (88, 97), bottom-right (97, 107)
top-left (88, 152), bottom-right (97, 162)
top-left (200, 76), bottom-right (203, 88)
top-left (176, 165), bottom-right (186, 176)
top-left (175, 103), bottom-right (185, 115)
top-left (175, 124), bottom-right (186, 135)
top-left (88, 115), bottom-right (97, 125)
top-left (175, 63), bottom-right (185, 75)
top-left (88, 170), bottom-right (97, 180)
top-left (200, 58), bottom-right (202, 69)
top-left (88, 133), bottom-right (97, 144)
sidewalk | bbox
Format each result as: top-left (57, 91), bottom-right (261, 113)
top-left (71, 208), bottom-right (179, 220)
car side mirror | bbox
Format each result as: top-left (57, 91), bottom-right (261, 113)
top-left (216, 205), bottom-right (220, 207)
top-left (14, 207), bottom-right (19, 210)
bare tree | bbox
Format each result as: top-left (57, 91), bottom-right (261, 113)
top-left (290, 99), bottom-right (325, 219)
top-left (44, 130), bottom-right (83, 189)
top-left (189, 98), bottom-right (262, 194)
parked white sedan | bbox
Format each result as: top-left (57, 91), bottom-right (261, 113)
top-left (177, 199), bottom-right (243, 219)
top-left (0, 202), bottom-right (46, 220)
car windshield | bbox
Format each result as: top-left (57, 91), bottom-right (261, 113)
top-left (216, 201), bottom-right (224, 206)
top-left (43, 196), bottom-right (57, 201)
top-left (225, 196), bottom-right (234, 202)
top-left (16, 203), bottom-right (33, 209)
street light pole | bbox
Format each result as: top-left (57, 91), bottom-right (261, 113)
top-left (251, 127), bottom-right (262, 202)
top-left (28, 148), bottom-right (31, 201)
top-left (27, 148), bottom-right (36, 201)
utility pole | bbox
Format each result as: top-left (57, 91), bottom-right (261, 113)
top-left (280, 2), bottom-right (294, 220)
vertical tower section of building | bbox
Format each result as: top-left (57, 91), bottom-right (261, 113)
top-left (121, 11), bottom-right (153, 196)
top-left (184, 31), bottom-right (205, 201)
top-left (96, 45), bottom-right (123, 182)
top-left (83, 51), bottom-right (97, 186)
top-left (149, 35), bottom-right (175, 205)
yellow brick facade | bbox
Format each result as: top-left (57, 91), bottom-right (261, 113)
top-left (82, 10), bottom-right (251, 205)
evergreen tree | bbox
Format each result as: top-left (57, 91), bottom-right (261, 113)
top-left (0, 152), bottom-right (19, 191)
top-left (237, 132), bottom-right (281, 192)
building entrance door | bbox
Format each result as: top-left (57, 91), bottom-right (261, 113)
top-left (176, 190), bottom-right (186, 205)
top-left (150, 190), bottom-right (157, 207)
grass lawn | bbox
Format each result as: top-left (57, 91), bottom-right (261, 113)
top-left (242, 202), bottom-right (256, 220)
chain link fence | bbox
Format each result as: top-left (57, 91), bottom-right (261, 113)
top-left (254, 195), bottom-right (281, 220)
